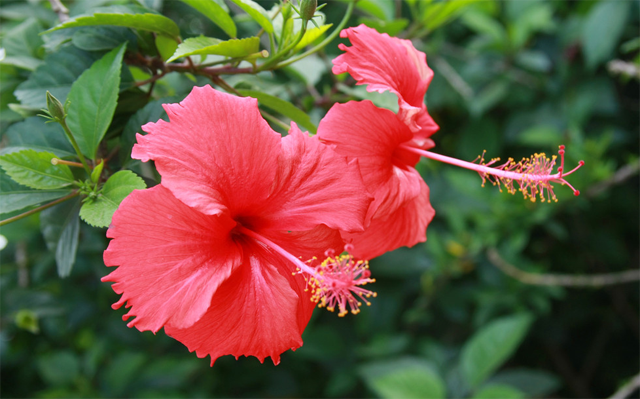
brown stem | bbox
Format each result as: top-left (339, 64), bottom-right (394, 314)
top-left (0, 191), bottom-right (79, 227)
top-left (609, 372), bottom-right (640, 399)
top-left (487, 248), bottom-right (640, 287)
top-left (48, 0), bottom-right (69, 22)
top-left (16, 241), bottom-right (28, 288)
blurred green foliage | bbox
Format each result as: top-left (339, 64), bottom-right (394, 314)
top-left (1, 0), bottom-right (638, 398)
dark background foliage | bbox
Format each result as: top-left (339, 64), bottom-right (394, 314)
top-left (1, 0), bottom-right (638, 398)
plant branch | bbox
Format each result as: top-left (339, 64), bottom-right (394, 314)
top-left (609, 372), bottom-right (640, 399)
top-left (0, 191), bottom-right (79, 227)
top-left (587, 159), bottom-right (640, 197)
top-left (48, 0), bottom-right (69, 22)
top-left (275, 0), bottom-right (357, 69)
top-left (487, 248), bottom-right (640, 287)
top-left (58, 119), bottom-right (92, 175)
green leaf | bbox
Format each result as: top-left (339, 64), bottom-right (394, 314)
top-left (461, 11), bottom-right (507, 44)
top-left (0, 150), bottom-right (74, 190)
top-left (423, 0), bottom-right (480, 32)
top-left (180, 0), bottom-right (237, 38)
top-left (461, 313), bottom-right (534, 388)
top-left (37, 351), bottom-right (80, 386)
top-left (293, 24), bottom-right (332, 52)
top-left (46, 6), bottom-right (180, 39)
top-left (91, 160), bottom-right (105, 183)
top-left (490, 368), bottom-right (561, 398)
top-left (228, 0), bottom-right (273, 33)
top-left (14, 46), bottom-right (100, 109)
top-left (119, 96), bottom-right (179, 164)
top-left (471, 384), bottom-right (525, 399)
top-left (359, 358), bottom-right (446, 399)
top-left (236, 89), bottom-right (317, 133)
top-left (66, 44), bottom-right (126, 160)
top-left (356, 0), bottom-right (395, 20)
top-left (41, 197), bottom-right (81, 277)
top-left (582, 1), bottom-right (630, 69)
top-left (72, 26), bottom-right (138, 51)
top-left (167, 36), bottom-right (260, 62)
top-left (1, 117), bottom-right (75, 158)
top-left (79, 170), bottom-right (146, 228)
top-left (0, 18), bottom-right (44, 71)
top-left (155, 34), bottom-right (179, 61)
top-left (0, 169), bottom-right (72, 214)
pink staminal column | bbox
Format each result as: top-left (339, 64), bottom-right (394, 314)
top-left (400, 144), bottom-right (585, 202)
top-left (238, 227), bottom-right (377, 317)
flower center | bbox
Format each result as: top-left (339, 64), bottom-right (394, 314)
top-left (236, 227), bottom-right (376, 316)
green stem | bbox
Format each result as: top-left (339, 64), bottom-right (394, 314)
top-left (0, 191), bottom-right (80, 227)
top-left (274, 0), bottom-right (356, 70)
top-left (257, 22), bottom-right (308, 72)
top-left (59, 119), bottom-right (92, 176)
top-left (260, 110), bottom-right (290, 131)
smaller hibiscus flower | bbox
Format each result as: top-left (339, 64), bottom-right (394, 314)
top-left (319, 25), bottom-right (584, 260)
top-left (333, 24), bottom-right (440, 148)
top-left (103, 86), bottom-right (374, 365)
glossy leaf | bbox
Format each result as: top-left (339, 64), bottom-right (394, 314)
top-left (471, 384), bottom-right (525, 399)
top-left (489, 368), bottom-right (561, 398)
top-left (423, 0), bottom-right (480, 32)
top-left (180, 0), bottom-right (237, 38)
top-left (461, 314), bottom-right (534, 388)
top-left (119, 96), bottom-right (179, 164)
top-left (582, 1), bottom-right (630, 69)
top-left (155, 34), bottom-right (179, 61)
top-left (14, 46), bottom-right (99, 109)
top-left (0, 150), bottom-right (74, 190)
top-left (293, 24), bottom-right (332, 52)
top-left (1, 117), bottom-right (75, 158)
top-left (0, 17), bottom-right (44, 71)
top-left (79, 170), bottom-right (146, 228)
top-left (237, 89), bottom-right (317, 133)
top-left (72, 26), bottom-right (138, 51)
top-left (228, 0), bottom-right (273, 33)
top-left (66, 44), bottom-right (126, 160)
top-left (40, 197), bottom-right (81, 277)
top-left (0, 170), bottom-right (72, 215)
top-left (360, 358), bottom-right (446, 399)
top-left (45, 6), bottom-right (180, 39)
top-left (167, 36), bottom-right (260, 62)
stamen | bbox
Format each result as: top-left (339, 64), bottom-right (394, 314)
top-left (307, 251), bottom-right (376, 317)
top-left (237, 227), bottom-right (376, 316)
top-left (400, 144), bottom-right (584, 202)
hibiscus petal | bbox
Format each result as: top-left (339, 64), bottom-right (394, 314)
top-left (258, 126), bottom-right (371, 233)
top-left (165, 241), bottom-right (308, 366)
top-left (103, 185), bottom-right (242, 333)
top-left (343, 180), bottom-right (435, 260)
top-left (132, 85), bottom-right (281, 216)
top-left (317, 101), bottom-right (423, 221)
top-left (333, 25), bottom-right (436, 132)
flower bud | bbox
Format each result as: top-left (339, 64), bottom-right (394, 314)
top-left (281, 1), bottom-right (292, 21)
top-left (299, 0), bottom-right (317, 23)
top-left (46, 91), bottom-right (65, 121)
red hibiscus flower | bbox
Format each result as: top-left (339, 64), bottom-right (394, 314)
top-left (332, 24), bottom-right (439, 149)
top-left (318, 25), bottom-right (438, 259)
top-left (102, 85), bottom-right (374, 365)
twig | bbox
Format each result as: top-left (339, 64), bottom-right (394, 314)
top-left (16, 241), bottom-right (28, 288)
top-left (609, 372), bottom-right (640, 399)
top-left (487, 248), bottom-right (640, 287)
top-left (0, 191), bottom-right (79, 227)
top-left (544, 344), bottom-right (593, 398)
top-left (432, 56), bottom-right (473, 101)
top-left (48, 0), bottom-right (69, 22)
top-left (587, 159), bottom-right (640, 197)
